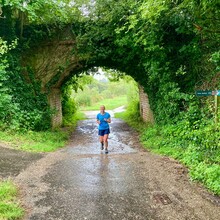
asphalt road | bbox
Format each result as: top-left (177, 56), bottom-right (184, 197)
top-left (8, 117), bottom-right (220, 220)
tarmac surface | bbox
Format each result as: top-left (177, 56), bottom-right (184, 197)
top-left (0, 145), bottom-right (43, 178)
top-left (1, 113), bottom-right (220, 220)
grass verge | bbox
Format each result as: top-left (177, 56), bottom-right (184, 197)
top-left (0, 181), bottom-right (24, 220)
top-left (115, 103), bottom-right (220, 196)
top-left (0, 111), bottom-right (85, 153)
top-left (140, 123), bottom-right (220, 196)
top-left (114, 100), bottom-right (146, 131)
top-left (0, 129), bottom-right (70, 152)
top-left (80, 96), bottom-right (127, 111)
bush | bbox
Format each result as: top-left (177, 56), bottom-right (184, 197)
top-left (75, 89), bottom-right (93, 106)
top-left (62, 98), bottom-right (78, 126)
top-left (116, 93), bottom-right (220, 195)
top-left (141, 119), bottom-right (220, 195)
top-left (62, 85), bottom-right (86, 127)
top-left (0, 38), bottom-right (52, 131)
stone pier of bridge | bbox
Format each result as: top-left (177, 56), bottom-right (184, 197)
top-left (48, 85), bottom-right (154, 128)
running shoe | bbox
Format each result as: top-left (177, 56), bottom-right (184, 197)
top-left (105, 148), bottom-right (108, 154)
top-left (101, 142), bottom-right (104, 150)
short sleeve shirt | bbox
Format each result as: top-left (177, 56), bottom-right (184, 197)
top-left (96, 112), bottom-right (111, 130)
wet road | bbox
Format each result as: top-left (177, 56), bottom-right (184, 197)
top-left (14, 118), bottom-right (220, 220)
top-left (0, 145), bottom-right (43, 178)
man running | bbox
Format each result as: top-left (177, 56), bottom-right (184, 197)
top-left (96, 105), bottom-right (111, 154)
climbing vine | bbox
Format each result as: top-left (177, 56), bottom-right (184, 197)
top-left (80, 0), bottom-right (220, 123)
top-left (0, 0), bottom-right (219, 196)
top-left (0, 0), bottom-right (219, 129)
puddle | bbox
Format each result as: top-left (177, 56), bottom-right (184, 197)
top-left (66, 118), bottom-right (138, 155)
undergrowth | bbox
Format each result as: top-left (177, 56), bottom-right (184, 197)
top-left (0, 110), bottom-right (84, 152)
top-left (0, 181), bottom-right (24, 220)
top-left (0, 129), bottom-right (70, 152)
top-left (115, 102), bottom-right (220, 196)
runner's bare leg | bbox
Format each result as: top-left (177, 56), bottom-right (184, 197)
top-left (103, 134), bottom-right (109, 149)
top-left (100, 136), bottom-right (104, 144)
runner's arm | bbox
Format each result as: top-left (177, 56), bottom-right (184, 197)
top-left (96, 115), bottom-right (100, 124)
top-left (105, 118), bottom-right (111, 123)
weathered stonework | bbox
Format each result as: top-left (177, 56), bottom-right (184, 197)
top-left (22, 27), bottom-right (154, 128)
top-left (22, 27), bottom-right (83, 128)
top-left (139, 85), bottom-right (154, 124)
top-left (48, 88), bottom-right (63, 128)
top-left (23, 40), bottom-right (81, 91)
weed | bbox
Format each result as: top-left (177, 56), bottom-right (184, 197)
top-left (0, 181), bottom-right (24, 220)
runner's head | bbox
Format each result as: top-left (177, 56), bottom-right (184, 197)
top-left (100, 105), bottom-right (105, 114)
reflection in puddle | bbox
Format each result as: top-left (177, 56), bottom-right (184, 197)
top-left (67, 119), bottom-right (137, 155)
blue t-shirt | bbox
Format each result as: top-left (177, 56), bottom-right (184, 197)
top-left (97, 112), bottom-right (111, 130)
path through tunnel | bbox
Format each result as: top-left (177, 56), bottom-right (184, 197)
top-left (1, 2), bottom-right (220, 217)
top-left (51, 66), bottom-right (154, 128)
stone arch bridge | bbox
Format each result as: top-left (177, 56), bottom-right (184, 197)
top-left (22, 27), bottom-right (154, 128)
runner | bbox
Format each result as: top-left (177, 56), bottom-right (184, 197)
top-left (96, 105), bottom-right (111, 154)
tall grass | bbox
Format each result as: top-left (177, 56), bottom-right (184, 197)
top-left (0, 129), bottom-right (70, 152)
top-left (0, 181), bottom-right (24, 220)
top-left (115, 101), bottom-right (220, 195)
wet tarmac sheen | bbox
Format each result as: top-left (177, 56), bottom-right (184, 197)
top-left (0, 146), bottom-right (43, 178)
top-left (14, 118), bottom-right (220, 220)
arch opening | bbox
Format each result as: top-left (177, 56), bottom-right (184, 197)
top-left (49, 66), bottom-right (155, 128)
top-left (20, 27), bottom-right (155, 129)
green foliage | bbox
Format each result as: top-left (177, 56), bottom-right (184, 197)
top-left (0, 181), bottom-right (24, 220)
top-left (62, 98), bottom-right (78, 124)
top-left (81, 0), bottom-right (219, 124)
top-left (0, 129), bottom-right (70, 152)
top-left (62, 84), bottom-right (78, 126)
top-left (72, 75), bottom-right (133, 109)
top-left (0, 40), bottom-right (51, 131)
top-left (141, 119), bottom-right (220, 195)
top-left (210, 51), bottom-right (220, 73)
top-left (116, 95), bottom-right (220, 195)
top-left (61, 77), bottom-right (87, 126)
top-left (114, 82), bottom-right (145, 130)
top-left (0, 0), bottom-right (91, 132)
top-left (2, 0), bottom-right (219, 129)
top-left (0, 39), bottom-right (17, 130)
top-left (2, 0), bottom-right (87, 25)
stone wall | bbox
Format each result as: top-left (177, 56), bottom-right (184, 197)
top-left (139, 85), bottom-right (154, 124)
top-left (48, 88), bottom-right (63, 128)
top-left (22, 40), bottom-right (80, 91)
top-left (21, 26), bottom-right (155, 128)
top-left (48, 84), bottom-right (155, 128)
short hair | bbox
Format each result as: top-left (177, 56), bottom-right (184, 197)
top-left (100, 105), bottom-right (105, 109)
